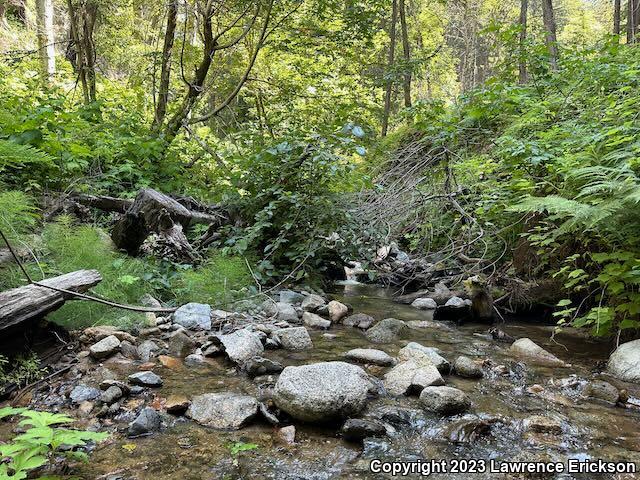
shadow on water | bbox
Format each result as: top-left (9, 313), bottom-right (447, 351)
top-left (78, 284), bottom-right (640, 479)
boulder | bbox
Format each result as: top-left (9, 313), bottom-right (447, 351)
top-left (273, 362), bottom-right (371, 422)
top-left (279, 290), bottom-right (305, 304)
top-left (344, 348), bottom-right (395, 367)
top-left (243, 356), bottom-right (284, 377)
top-left (274, 302), bottom-right (299, 322)
top-left (89, 335), bottom-right (121, 360)
top-left (434, 296), bottom-right (470, 321)
top-left (215, 329), bottom-right (264, 365)
top-left (453, 356), bottom-right (483, 379)
top-left (274, 327), bottom-right (313, 351)
top-left (168, 330), bottom-right (196, 358)
top-left (419, 386), bottom-right (471, 415)
top-left (187, 393), bottom-right (258, 429)
top-left (128, 407), bottom-right (162, 436)
top-left (301, 294), bottom-right (326, 312)
top-left (607, 339), bottom-right (640, 383)
top-left (343, 313), bottom-right (375, 330)
top-left (411, 298), bottom-right (438, 310)
top-left (582, 380), bottom-right (620, 404)
top-left (185, 354), bottom-right (206, 366)
top-left (341, 419), bottom-right (387, 442)
top-left (509, 338), bottom-right (569, 367)
top-left (128, 371), bottom-right (163, 387)
top-left (383, 360), bottom-right (444, 396)
top-left (398, 342), bottom-right (450, 373)
top-left (70, 385), bottom-right (101, 403)
top-left (303, 312), bottom-right (331, 330)
top-left (365, 318), bottom-right (408, 343)
top-left (327, 301), bottom-right (348, 322)
top-left (173, 303), bottom-right (212, 330)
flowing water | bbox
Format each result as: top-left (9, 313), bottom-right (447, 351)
top-left (75, 285), bottom-right (640, 479)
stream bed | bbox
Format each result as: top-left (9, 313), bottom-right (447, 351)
top-left (70, 284), bottom-right (640, 479)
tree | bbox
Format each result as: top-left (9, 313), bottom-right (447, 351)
top-left (398, 0), bottom-right (411, 107)
top-left (614, 0), bottom-right (621, 35)
top-left (35, 0), bottom-right (56, 80)
top-left (518, 0), bottom-right (528, 83)
top-left (627, 0), bottom-right (639, 43)
top-left (67, 0), bottom-right (98, 103)
top-left (381, 0), bottom-right (398, 136)
top-left (541, 0), bottom-right (558, 69)
top-left (153, 0), bottom-right (178, 129)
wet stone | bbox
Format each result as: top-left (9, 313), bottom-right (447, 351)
top-left (128, 371), bottom-right (163, 387)
top-left (89, 335), bottom-right (121, 360)
top-left (172, 302), bottom-right (212, 330)
top-left (70, 385), bottom-right (101, 403)
top-left (453, 355), bottom-right (484, 378)
top-left (243, 356), bottom-right (284, 377)
top-left (343, 313), bottom-right (375, 330)
top-left (344, 348), bottom-right (395, 367)
top-left (419, 386), bottom-right (471, 415)
top-left (341, 419), bottom-right (387, 442)
top-left (582, 380), bottom-right (620, 404)
top-left (187, 392), bottom-right (258, 429)
top-left (128, 407), bottom-right (162, 436)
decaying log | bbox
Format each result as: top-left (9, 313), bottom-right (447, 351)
top-left (72, 193), bottom-right (133, 213)
top-left (0, 270), bottom-right (102, 332)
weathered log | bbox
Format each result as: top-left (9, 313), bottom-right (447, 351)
top-left (72, 193), bottom-right (133, 213)
top-left (0, 270), bottom-right (102, 332)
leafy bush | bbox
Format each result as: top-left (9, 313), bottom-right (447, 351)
top-left (0, 407), bottom-right (108, 479)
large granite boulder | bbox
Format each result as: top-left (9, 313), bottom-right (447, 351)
top-left (509, 338), bottom-right (570, 368)
top-left (273, 327), bottom-right (313, 350)
top-left (398, 342), bottom-right (450, 373)
top-left (365, 318), bottom-right (408, 343)
top-left (214, 329), bottom-right (264, 365)
top-left (173, 303), bottom-right (211, 330)
top-left (383, 359), bottom-right (444, 395)
top-left (607, 339), bottom-right (640, 383)
top-left (187, 393), bottom-right (258, 429)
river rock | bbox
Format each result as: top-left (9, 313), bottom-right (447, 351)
top-left (243, 356), bottom-right (284, 377)
top-left (215, 329), bottom-right (264, 365)
top-left (398, 342), bottom-right (450, 373)
top-left (119, 340), bottom-right (139, 359)
top-left (168, 330), bottom-right (196, 357)
top-left (173, 303), bottom-right (212, 330)
top-left (303, 312), bottom-right (331, 329)
top-left (344, 348), bottom-right (396, 367)
top-left (582, 380), bottom-right (620, 404)
top-left (81, 326), bottom-right (137, 345)
top-left (277, 425), bottom-right (296, 445)
top-left (343, 313), bottom-right (375, 329)
top-left (365, 318), bottom-right (408, 343)
top-left (70, 385), bottom-right (101, 403)
top-left (453, 356), bottom-right (483, 378)
top-left (328, 301), bottom-right (348, 322)
top-left (434, 296), bottom-right (470, 320)
top-left (607, 339), bottom-right (640, 383)
top-left (187, 393), bottom-right (258, 429)
top-left (522, 415), bottom-right (562, 434)
top-left (411, 298), bottom-right (438, 310)
top-left (273, 362), bottom-right (371, 422)
top-left (274, 302), bottom-right (299, 322)
top-left (89, 335), bottom-right (121, 360)
top-left (128, 407), bottom-right (162, 436)
top-left (166, 394), bottom-right (190, 414)
top-left (341, 419), bottom-right (387, 442)
top-left (99, 386), bottom-right (123, 404)
top-left (301, 294), bottom-right (326, 312)
top-left (185, 354), bottom-right (206, 366)
top-left (419, 386), bottom-right (471, 415)
top-left (279, 290), bottom-right (305, 304)
top-left (384, 359), bottom-right (444, 396)
top-left (128, 371), bottom-right (163, 387)
top-left (509, 338), bottom-right (569, 367)
top-left (274, 327), bottom-right (313, 350)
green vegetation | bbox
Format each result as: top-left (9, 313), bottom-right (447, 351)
top-left (0, 354), bottom-right (44, 388)
top-left (0, 407), bottom-right (108, 479)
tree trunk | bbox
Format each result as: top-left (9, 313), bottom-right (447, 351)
top-left (614, 0), bottom-right (621, 35)
top-left (35, 0), bottom-right (56, 81)
top-left (541, 0), bottom-right (558, 69)
top-left (381, 0), bottom-right (398, 137)
top-left (518, 0), bottom-right (528, 83)
top-left (630, 0), bottom-right (640, 42)
top-left (66, 0), bottom-right (97, 104)
top-left (154, 0), bottom-right (178, 129)
top-left (398, 0), bottom-right (412, 108)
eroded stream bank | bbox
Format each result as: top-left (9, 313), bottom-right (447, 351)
top-left (5, 284), bottom-right (640, 479)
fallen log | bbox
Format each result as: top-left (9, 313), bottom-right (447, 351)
top-left (72, 193), bottom-right (133, 214)
top-left (0, 270), bottom-right (102, 332)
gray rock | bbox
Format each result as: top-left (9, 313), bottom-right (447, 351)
top-left (140, 293), bottom-right (162, 308)
top-left (137, 340), bottom-right (160, 362)
top-left (128, 371), bottom-right (163, 387)
top-left (343, 313), bottom-right (375, 330)
top-left (99, 379), bottom-right (130, 394)
top-left (70, 385), bottom-right (101, 403)
top-left (445, 296), bottom-right (466, 308)
top-left (419, 386), bottom-right (471, 415)
top-left (264, 338), bottom-right (280, 350)
top-left (273, 302), bottom-right (299, 322)
top-left (168, 330), bottom-right (196, 358)
top-left (344, 348), bottom-right (395, 367)
top-left (185, 354), bottom-right (206, 366)
top-left (128, 407), bottom-right (162, 436)
top-left (303, 312), bottom-right (331, 330)
top-left (383, 360), bottom-right (444, 395)
top-left (277, 425), bottom-right (296, 444)
top-left (365, 318), bottom-right (408, 343)
top-left (582, 380), bottom-right (620, 404)
top-left (100, 386), bottom-right (123, 404)
top-left (273, 361), bottom-right (371, 422)
top-left (187, 393), bottom-right (258, 429)
top-left (119, 340), bottom-right (139, 359)
top-left (522, 415), bottom-right (562, 434)
top-left (341, 419), bottom-right (387, 442)
top-left (608, 339), bottom-right (640, 383)
top-left (411, 298), bottom-right (438, 310)
top-left (173, 303), bottom-right (212, 330)
top-left (280, 290), bottom-right (305, 304)
top-left (454, 356), bottom-right (483, 379)
top-left (398, 342), bottom-right (450, 373)
top-left (274, 327), bottom-right (313, 351)
top-left (301, 294), bottom-right (326, 312)
top-left (243, 356), bottom-right (284, 377)
top-left (89, 335), bottom-right (121, 360)
top-left (328, 301), bottom-right (348, 322)
top-left (215, 329), bottom-right (264, 365)
top-left (509, 338), bottom-right (570, 367)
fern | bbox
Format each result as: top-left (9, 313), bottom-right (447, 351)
top-left (0, 139), bottom-right (54, 173)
